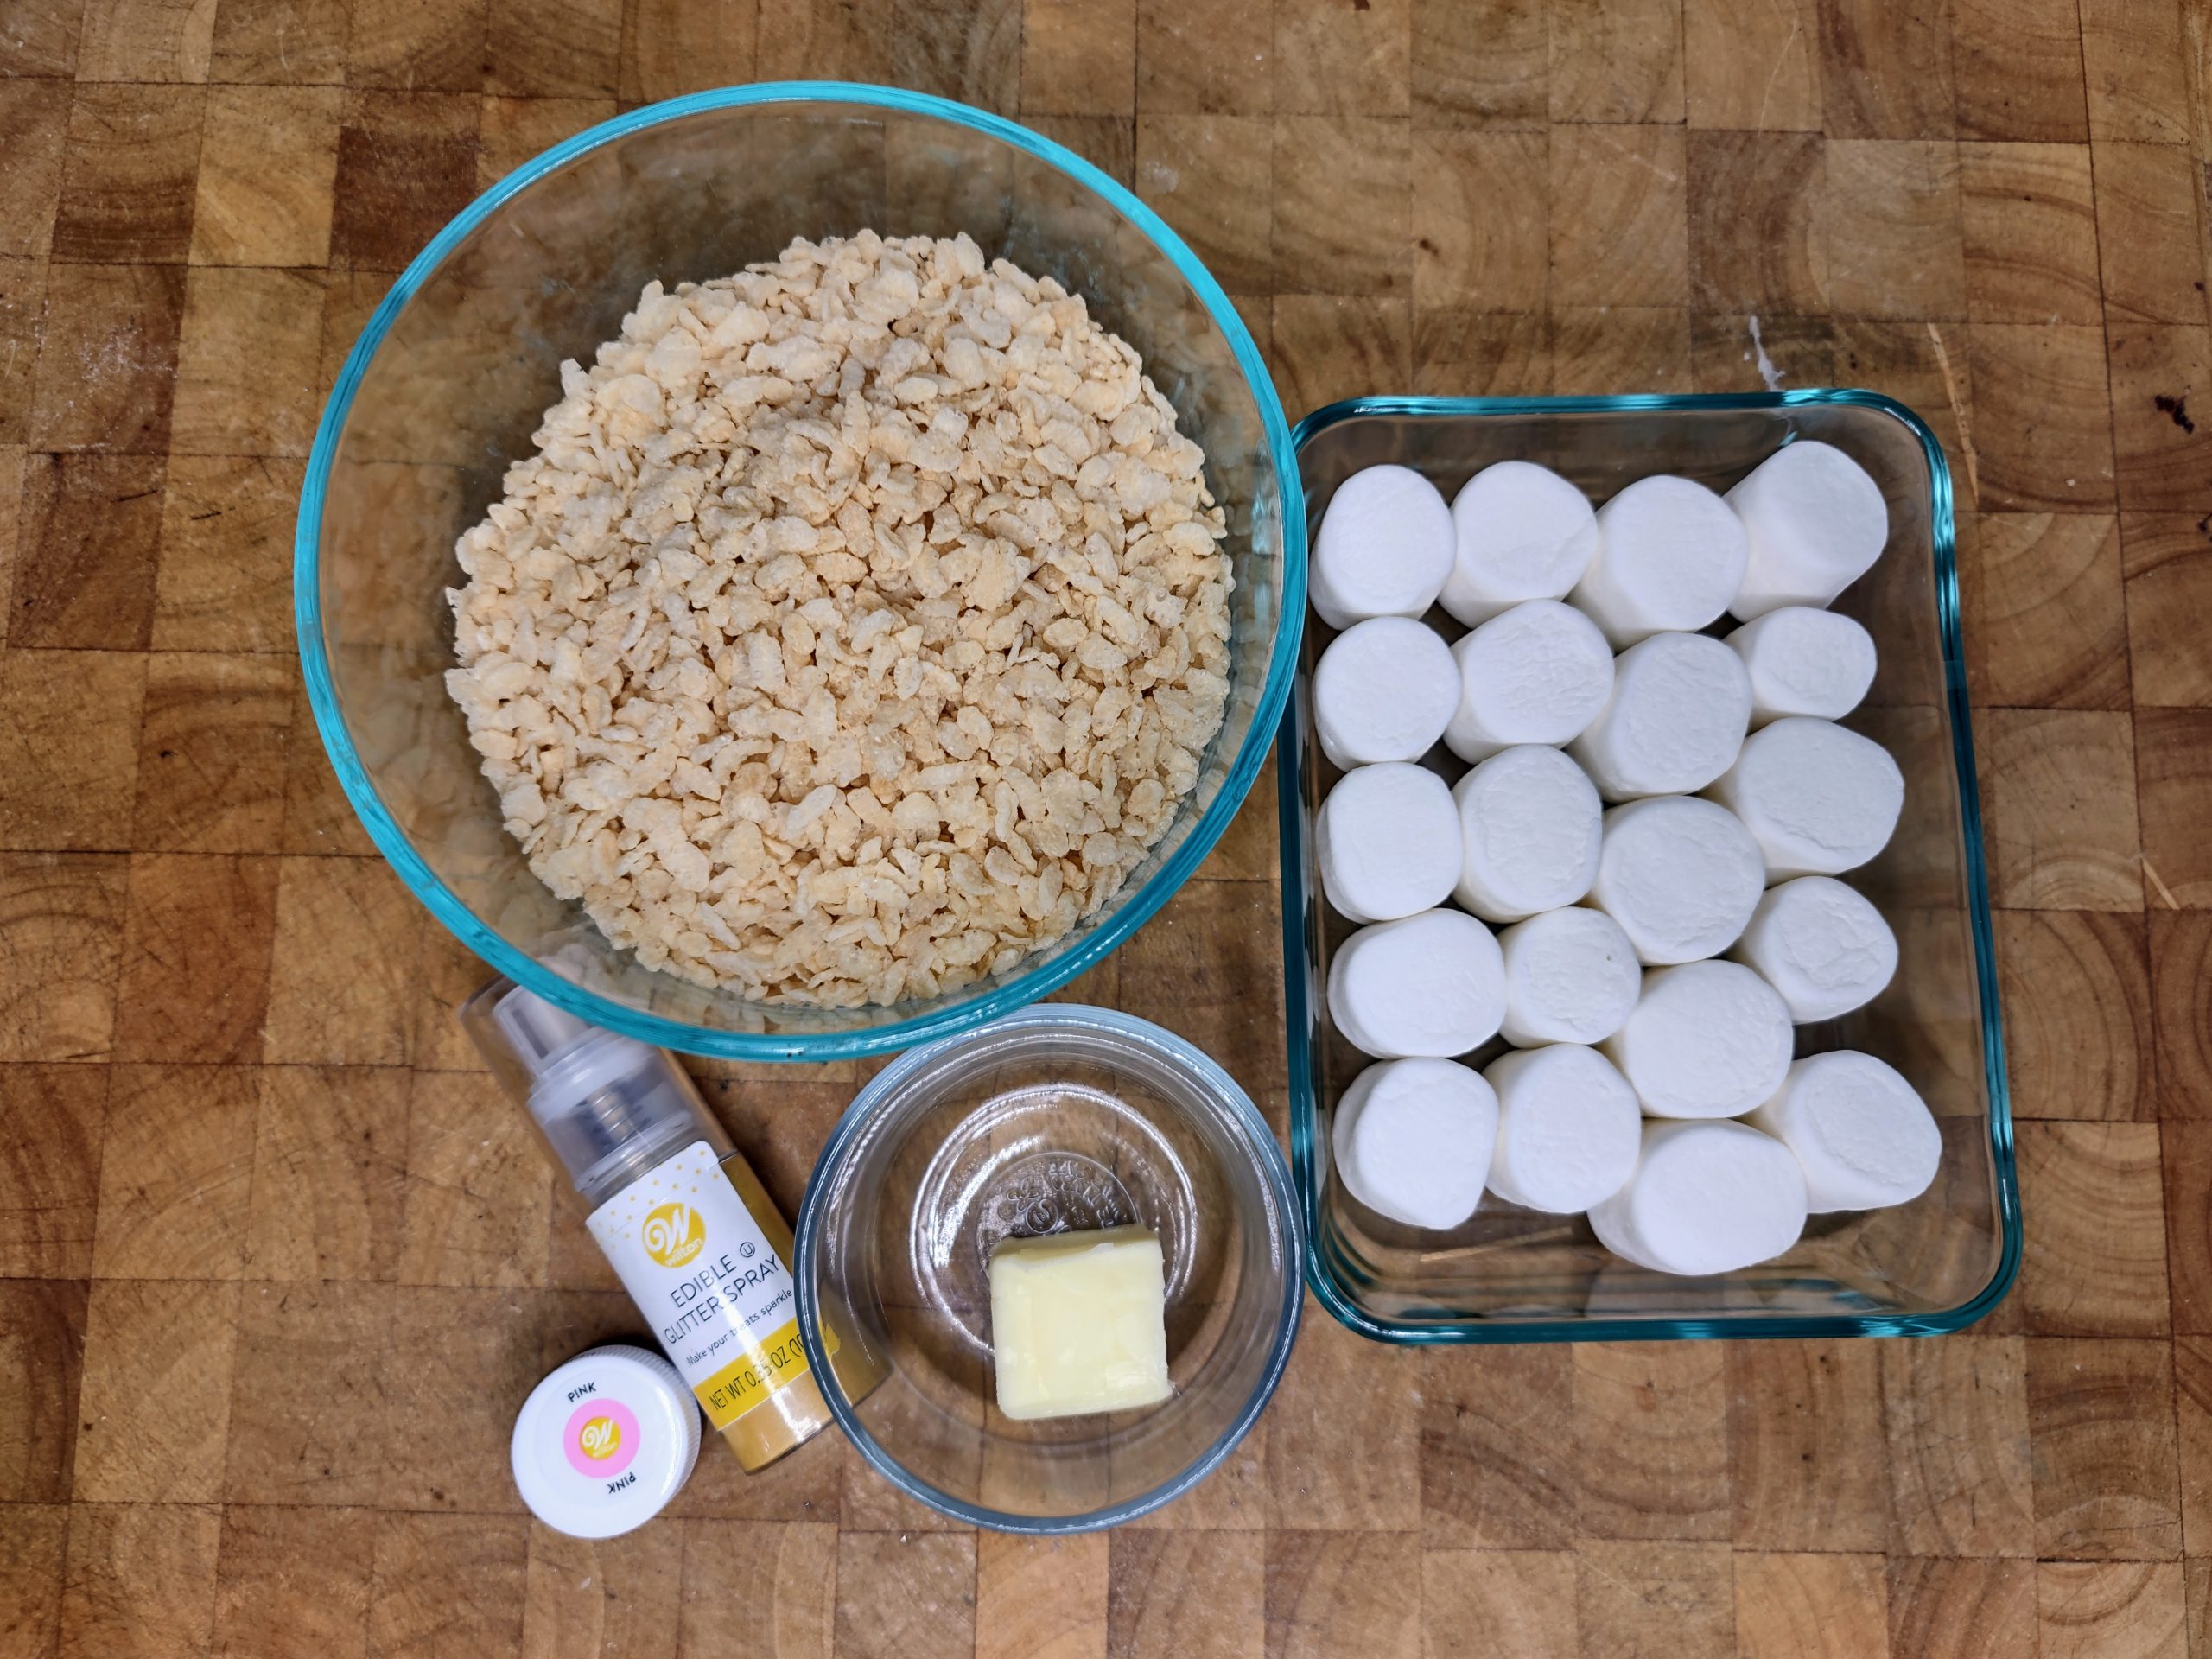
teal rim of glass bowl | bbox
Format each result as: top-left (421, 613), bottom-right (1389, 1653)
top-left (1276, 389), bottom-right (2021, 1344)
top-left (791, 1003), bottom-right (1306, 1533)
top-left (293, 81), bottom-right (1308, 1061)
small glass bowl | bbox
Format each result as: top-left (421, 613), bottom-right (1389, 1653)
top-left (793, 1005), bottom-right (1302, 1532)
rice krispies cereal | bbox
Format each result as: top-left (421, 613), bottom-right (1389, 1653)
top-left (445, 232), bottom-right (1234, 1007)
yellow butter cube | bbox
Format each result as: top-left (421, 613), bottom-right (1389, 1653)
top-left (987, 1225), bottom-right (1173, 1421)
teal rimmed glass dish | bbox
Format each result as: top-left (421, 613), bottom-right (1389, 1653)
top-left (1279, 391), bottom-right (2019, 1344)
top-left (294, 83), bottom-right (1304, 1060)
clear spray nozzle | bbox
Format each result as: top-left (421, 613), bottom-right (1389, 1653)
top-left (458, 977), bottom-right (731, 1209)
top-left (489, 983), bottom-right (593, 1071)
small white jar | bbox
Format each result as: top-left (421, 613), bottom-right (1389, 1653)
top-left (512, 1344), bottom-right (702, 1539)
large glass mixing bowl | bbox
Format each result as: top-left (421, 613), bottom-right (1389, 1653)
top-left (296, 84), bottom-right (1303, 1059)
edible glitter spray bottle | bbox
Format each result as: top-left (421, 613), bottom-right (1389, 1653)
top-left (461, 977), bottom-right (880, 1471)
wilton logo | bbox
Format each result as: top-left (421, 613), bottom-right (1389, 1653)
top-left (577, 1414), bottom-right (622, 1461)
top-left (642, 1200), bottom-right (706, 1268)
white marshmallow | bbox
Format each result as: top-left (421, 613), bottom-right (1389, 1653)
top-left (1310, 464), bottom-right (1457, 630)
top-left (1332, 1058), bottom-right (1498, 1230)
top-left (1726, 440), bottom-right (1889, 619)
top-left (1567, 631), bottom-right (1752, 802)
top-left (1313, 616), bottom-right (1459, 769)
top-left (1328, 909), bottom-right (1507, 1059)
top-left (1497, 907), bottom-right (1641, 1045)
top-left (1602, 960), bottom-right (1795, 1119)
top-left (1726, 607), bottom-right (1878, 726)
top-left (1709, 717), bottom-right (1904, 880)
top-left (1588, 796), bottom-right (1766, 967)
top-left (1443, 599), bottom-right (1616, 762)
top-left (1482, 1044), bottom-right (1642, 1213)
top-left (1588, 1119), bottom-right (1809, 1275)
top-left (1441, 461), bottom-right (1599, 626)
top-left (1452, 745), bottom-right (1603, 923)
top-left (1748, 1051), bottom-right (1942, 1212)
top-left (1730, 876), bottom-right (1897, 1023)
top-left (1316, 762), bottom-right (1461, 924)
top-left (1570, 474), bottom-right (1751, 646)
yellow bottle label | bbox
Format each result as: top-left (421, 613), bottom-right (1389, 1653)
top-left (697, 1316), bottom-right (840, 1427)
top-left (586, 1141), bottom-right (824, 1432)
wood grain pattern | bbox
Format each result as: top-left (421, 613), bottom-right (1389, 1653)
top-left (0, 1278), bottom-right (88, 1503)
top-left (1548, 125), bottom-right (1688, 310)
top-left (2108, 325), bottom-right (2212, 512)
top-left (1415, 131), bottom-right (1548, 313)
top-left (0, 852), bottom-right (130, 1064)
top-left (2025, 1337), bottom-right (2183, 1562)
top-left (1959, 141), bottom-right (2101, 323)
top-left (1951, 0), bottom-right (2088, 143)
top-left (1682, 0), bottom-right (1819, 131)
top-left (1420, 1346), bottom-right (1575, 1551)
top-left (1725, 1342), bottom-right (1888, 1553)
top-left (1421, 1548), bottom-right (1575, 1659)
top-left (1264, 1529), bottom-right (1421, 1659)
top-left (246, 1065), bottom-right (409, 1282)
top-left (837, 1532), bottom-right (976, 1659)
top-left (365, 1512), bottom-right (531, 1658)
top-left (1108, 1529), bottom-right (1262, 1659)
top-left (1574, 1539), bottom-right (1734, 1659)
top-left (2150, 912), bottom-right (2212, 1117)
top-left (1960, 512), bottom-right (2130, 711)
top-left (1995, 910), bottom-right (2153, 1122)
top-left (1732, 1551), bottom-right (1890, 1659)
top-left (1982, 708), bottom-right (2143, 911)
top-left (90, 1063), bottom-right (255, 1280)
top-left (2123, 513), bottom-right (2212, 708)
top-left (2160, 1123), bottom-right (2212, 1334)
top-left (212, 1504), bottom-right (378, 1659)
top-left (112, 855), bottom-right (278, 1065)
top-left (73, 1277), bottom-right (240, 1502)
top-left (2016, 1120), bottom-right (2171, 1337)
top-left (0, 1513), bottom-right (66, 1659)
top-left (1880, 1337), bottom-right (2036, 1559)
top-left (131, 652), bottom-right (291, 853)
top-left (976, 1532), bottom-right (1108, 1659)
top-left (1135, 115), bottom-right (1272, 295)
top-left (1409, 0), bottom-right (1544, 129)
top-left (2036, 1558), bottom-right (2188, 1658)
top-left (12, 452), bottom-right (165, 649)
top-left (58, 1501), bottom-right (223, 1659)
top-left (52, 84), bottom-right (206, 265)
top-left (189, 85), bottom-right (340, 267)
top-left (26, 262), bottom-right (185, 454)
top-left (2136, 706), bottom-right (2212, 906)
top-left (1685, 129), bottom-right (1827, 315)
top-left (1826, 140), bottom-right (1967, 321)
top-left (4, 2), bottom-right (2212, 1652)
top-left (0, 651), bottom-right (146, 847)
top-left (1885, 1555), bottom-right (2037, 1659)
top-left (1264, 1314), bottom-right (1419, 1532)
top-left (1964, 323), bottom-right (2118, 511)
top-left (1815, 0), bottom-right (1955, 141)
top-left (2077, 0), bottom-right (2193, 147)
top-left (1574, 1342), bottom-right (1729, 1542)
top-left (0, 1065), bottom-right (106, 1277)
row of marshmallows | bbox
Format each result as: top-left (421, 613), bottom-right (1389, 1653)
top-left (1306, 445), bottom-right (1942, 1277)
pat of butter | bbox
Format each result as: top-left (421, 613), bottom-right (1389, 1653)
top-left (988, 1225), bottom-right (1173, 1421)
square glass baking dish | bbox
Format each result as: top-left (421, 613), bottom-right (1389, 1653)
top-left (1277, 391), bottom-right (2020, 1344)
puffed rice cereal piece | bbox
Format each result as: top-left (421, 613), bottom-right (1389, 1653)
top-left (446, 232), bottom-right (1234, 1007)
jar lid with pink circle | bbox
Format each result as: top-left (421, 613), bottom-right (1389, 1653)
top-left (512, 1344), bottom-right (701, 1539)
